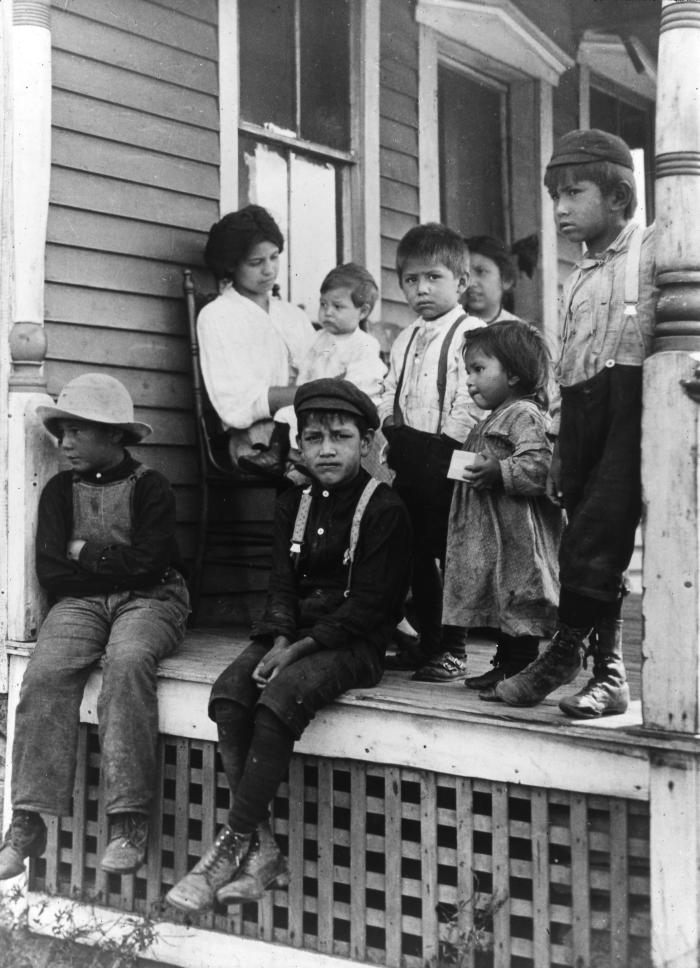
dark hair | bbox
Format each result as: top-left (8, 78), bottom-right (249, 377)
top-left (297, 409), bottom-right (370, 438)
top-left (464, 235), bottom-right (516, 289)
top-left (544, 161), bottom-right (637, 219)
top-left (320, 263), bottom-right (379, 314)
top-left (396, 222), bottom-right (469, 280)
top-left (463, 320), bottom-right (551, 410)
top-left (204, 205), bottom-right (285, 283)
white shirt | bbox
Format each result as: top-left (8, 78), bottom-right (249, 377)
top-left (377, 306), bottom-right (485, 441)
top-left (197, 286), bottom-right (316, 430)
top-left (276, 327), bottom-right (387, 435)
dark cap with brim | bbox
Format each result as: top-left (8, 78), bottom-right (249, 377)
top-left (547, 128), bottom-right (634, 171)
top-left (294, 378), bottom-right (380, 430)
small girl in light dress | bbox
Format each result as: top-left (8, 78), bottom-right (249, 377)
top-left (442, 320), bottom-right (563, 698)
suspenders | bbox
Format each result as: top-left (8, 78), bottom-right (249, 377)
top-left (289, 478), bottom-right (381, 598)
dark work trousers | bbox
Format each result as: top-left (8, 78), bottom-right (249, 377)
top-left (12, 572), bottom-right (189, 815)
top-left (558, 364), bottom-right (642, 608)
top-left (394, 480), bottom-right (468, 658)
top-left (209, 638), bottom-right (383, 741)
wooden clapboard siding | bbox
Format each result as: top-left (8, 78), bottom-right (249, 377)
top-left (379, 0), bottom-right (420, 331)
top-left (46, 0), bottom-right (219, 561)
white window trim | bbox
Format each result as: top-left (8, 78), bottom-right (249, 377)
top-left (217, 0), bottom-right (380, 305)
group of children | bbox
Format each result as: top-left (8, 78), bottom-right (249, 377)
top-left (0, 128), bottom-right (655, 913)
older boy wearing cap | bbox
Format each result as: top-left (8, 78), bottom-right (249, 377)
top-left (0, 374), bottom-right (189, 878)
top-left (496, 129), bottom-right (656, 717)
top-left (166, 378), bottom-right (411, 912)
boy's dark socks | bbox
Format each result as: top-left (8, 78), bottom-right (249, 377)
top-left (228, 707), bottom-right (295, 834)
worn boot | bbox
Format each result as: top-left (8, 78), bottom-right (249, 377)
top-left (216, 820), bottom-right (289, 904)
top-left (466, 635), bottom-right (539, 693)
top-left (101, 812), bottom-right (149, 874)
top-left (165, 825), bottom-right (253, 913)
top-left (238, 423), bottom-right (290, 480)
top-left (494, 624), bottom-right (590, 707)
top-left (559, 618), bottom-right (630, 718)
top-left (0, 810), bottom-right (47, 879)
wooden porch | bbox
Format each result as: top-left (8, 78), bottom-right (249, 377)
top-left (3, 594), bottom-right (664, 968)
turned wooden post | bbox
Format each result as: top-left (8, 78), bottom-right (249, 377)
top-left (6, 0), bottom-right (57, 647)
top-left (642, 2), bottom-right (700, 964)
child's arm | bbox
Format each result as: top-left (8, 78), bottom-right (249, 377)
top-left (377, 329), bottom-right (408, 430)
top-left (497, 408), bottom-right (554, 497)
top-left (75, 471), bottom-right (180, 587)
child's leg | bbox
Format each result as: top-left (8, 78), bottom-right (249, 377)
top-left (11, 598), bottom-right (110, 815)
top-left (466, 632), bottom-right (539, 692)
top-left (0, 597), bottom-right (110, 878)
top-left (237, 421), bottom-right (291, 479)
top-left (98, 577), bottom-right (189, 818)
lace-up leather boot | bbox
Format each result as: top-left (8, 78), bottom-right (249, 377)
top-left (216, 820), bottom-right (289, 904)
top-left (559, 618), bottom-right (629, 718)
top-left (0, 811), bottom-right (47, 879)
top-left (100, 813), bottom-right (149, 874)
top-left (165, 826), bottom-right (252, 913)
top-left (495, 624), bottom-right (589, 707)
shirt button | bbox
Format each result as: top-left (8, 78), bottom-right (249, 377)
top-left (317, 527), bottom-right (325, 535)
top-left (322, 490), bottom-right (329, 497)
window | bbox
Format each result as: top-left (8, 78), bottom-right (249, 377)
top-left (236, 0), bottom-right (353, 313)
top-left (438, 64), bottom-right (509, 242)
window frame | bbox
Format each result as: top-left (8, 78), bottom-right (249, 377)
top-left (217, 0), bottom-right (380, 306)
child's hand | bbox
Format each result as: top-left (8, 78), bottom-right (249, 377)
top-left (253, 636), bottom-right (290, 687)
top-left (66, 540), bottom-right (86, 561)
top-left (462, 453), bottom-right (501, 490)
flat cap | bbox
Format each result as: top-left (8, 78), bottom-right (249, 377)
top-left (547, 128), bottom-right (633, 171)
top-left (294, 378), bottom-right (380, 430)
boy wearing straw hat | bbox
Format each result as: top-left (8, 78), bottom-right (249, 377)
top-left (0, 373), bottom-right (190, 878)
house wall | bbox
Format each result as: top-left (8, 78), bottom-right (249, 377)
top-left (379, 0), bottom-right (420, 330)
top-left (45, 0), bottom-right (220, 562)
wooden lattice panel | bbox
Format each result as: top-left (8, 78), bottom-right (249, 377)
top-left (31, 726), bottom-right (651, 967)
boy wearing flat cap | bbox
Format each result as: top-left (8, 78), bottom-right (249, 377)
top-left (167, 378), bottom-right (411, 913)
top-left (496, 129), bottom-right (656, 717)
top-left (0, 374), bottom-right (189, 878)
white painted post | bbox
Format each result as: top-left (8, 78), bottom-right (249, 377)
top-left (6, 0), bottom-right (56, 647)
top-left (642, 2), bottom-right (700, 965)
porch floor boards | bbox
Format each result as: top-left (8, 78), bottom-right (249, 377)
top-left (160, 593), bottom-right (644, 736)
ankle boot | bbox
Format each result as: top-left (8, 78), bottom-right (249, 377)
top-left (0, 810), bottom-right (47, 879)
top-left (466, 635), bottom-right (539, 691)
top-left (216, 820), bottom-right (289, 904)
top-left (495, 624), bottom-right (589, 707)
top-left (238, 423), bottom-right (290, 479)
top-left (559, 617), bottom-right (630, 718)
top-left (165, 825), bottom-right (252, 913)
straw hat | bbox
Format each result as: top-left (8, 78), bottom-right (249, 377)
top-left (36, 373), bottom-right (152, 445)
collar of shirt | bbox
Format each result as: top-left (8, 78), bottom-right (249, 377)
top-left (414, 304), bottom-right (465, 339)
top-left (577, 221), bottom-right (637, 271)
top-left (309, 467), bottom-right (370, 500)
top-left (73, 452), bottom-right (139, 485)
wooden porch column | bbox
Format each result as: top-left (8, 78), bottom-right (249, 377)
top-left (6, 0), bottom-right (57, 648)
top-left (641, 2), bottom-right (700, 965)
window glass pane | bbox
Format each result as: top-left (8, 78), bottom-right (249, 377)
top-left (299, 0), bottom-right (350, 150)
top-left (238, 134), bottom-right (290, 298)
top-left (289, 153), bottom-right (337, 314)
top-left (439, 67), bottom-right (504, 240)
top-left (239, 0), bottom-right (295, 134)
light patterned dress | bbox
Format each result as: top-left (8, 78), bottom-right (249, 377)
top-left (442, 399), bottom-right (563, 637)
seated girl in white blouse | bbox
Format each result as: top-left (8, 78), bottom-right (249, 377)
top-left (197, 205), bottom-right (316, 470)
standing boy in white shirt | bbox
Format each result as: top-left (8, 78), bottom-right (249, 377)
top-left (378, 223), bottom-right (484, 682)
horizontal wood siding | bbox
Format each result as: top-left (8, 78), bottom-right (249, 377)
top-left (46, 0), bottom-right (220, 562)
top-left (379, 0), bottom-right (420, 329)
